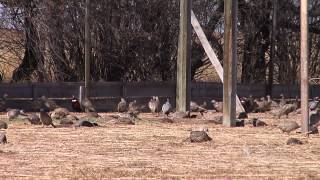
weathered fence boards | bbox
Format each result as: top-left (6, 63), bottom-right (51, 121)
top-left (0, 82), bottom-right (319, 111)
top-left (1, 82), bottom-right (319, 98)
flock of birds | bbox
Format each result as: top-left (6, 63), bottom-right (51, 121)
top-left (0, 93), bottom-right (320, 144)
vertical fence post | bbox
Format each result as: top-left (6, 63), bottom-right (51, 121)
top-left (176, 0), bottom-right (192, 112)
top-left (223, 0), bottom-right (238, 127)
top-left (85, 0), bottom-right (90, 102)
top-left (300, 0), bottom-right (309, 133)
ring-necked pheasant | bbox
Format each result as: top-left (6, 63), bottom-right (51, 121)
top-left (71, 95), bottom-right (82, 112)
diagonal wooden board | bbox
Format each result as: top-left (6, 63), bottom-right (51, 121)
top-left (191, 10), bottom-right (245, 112)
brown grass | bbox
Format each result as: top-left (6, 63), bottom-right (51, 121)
top-left (0, 112), bottom-right (320, 179)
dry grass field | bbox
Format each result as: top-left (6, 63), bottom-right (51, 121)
top-left (0, 112), bottom-right (320, 179)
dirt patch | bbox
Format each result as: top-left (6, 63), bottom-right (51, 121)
top-left (0, 112), bottom-right (319, 179)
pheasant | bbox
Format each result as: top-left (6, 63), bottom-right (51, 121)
top-left (189, 128), bottom-right (212, 143)
top-left (117, 98), bottom-right (127, 112)
top-left (81, 98), bottom-right (96, 112)
top-left (71, 95), bottom-right (82, 112)
top-left (211, 100), bottom-right (223, 112)
top-left (148, 96), bottom-right (160, 114)
top-left (162, 98), bottom-right (172, 116)
top-left (40, 109), bottom-right (56, 128)
top-left (278, 120), bottom-right (299, 133)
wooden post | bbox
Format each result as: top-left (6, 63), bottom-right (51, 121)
top-left (191, 11), bottom-right (245, 112)
top-left (79, 86), bottom-right (85, 104)
top-left (85, 0), bottom-right (90, 111)
top-left (223, 0), bottom-right (238, 127)
top-left (176, 0), bottom-right (191, 112)
top-left (301, 0), bottom-right (309, 133)
top-left (267, 0), bottom-right (278, 96)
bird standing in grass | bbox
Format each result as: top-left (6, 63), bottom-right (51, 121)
top-left (0, 120), bottom-right (8, 129)
top-left (71, 95), bottom-right (82, 112)
top-left (39, 95), bottom-right (59, 110)
top-left (27, 113), bottom-right (41, 125)
top-left (162, 98), bottom-right (172, 116)
top-left (277, 120), bottom-right (299, 134)
top-left (7, 109), bottom-right (27, 120)
top-left (148, 96), bottom-right (160, 114)
top-left (309, 97), bottom-right (319, 111)
top-left (189, 128), bottom-right (212, 143)
top-left (128, 100), bottom-right (138, 113)
top-left (40, 109), bottom-right (56, 128)
top-left (276, 98), bottom-right (298, 119)
top-left (0, 133), bottom-right (7, 144)
top-left (0, 93), bottom-right (8, 111)
top-left (190, 101), bottom-right (207, 116)
top-left (81, 98), bottom-right (96, 112)
top-left (211, 100), bottom-right (223, 112)
top-left (117, 98), bottom-right (127, 112)
top-left (279, 94), bottom-right (286, 107)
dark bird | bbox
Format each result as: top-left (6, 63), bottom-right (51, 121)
top-left (308, 125), bottom-right (319, 135)
top-left (237, 112), bottom-right (248, 119)
top-left (162, 98), bottom-right (172, 116)
top-left (309, 97), bottom-right (319, 111)
top-left (189, 128), bottom-right (212, 143)
top-left (148, 96), bottom-right (160, 114)
top-left (81, 98), bottom-right (96, 112)
top-left (71, 95), bottom-right (82, 112)
top-left (240, 95), bottom-right (256, 113)
top-left (27, 113), bottom-right (41, 125)
top-left (0, 93), bottom-right (8, 111)
top-left (117, 98), bottom-right (127, 112)
top-left (40, 109), bottom-right (56, 128)
top-left (211, 100), bottom-right (223, 112)
top-left (309, 110), bottom-right (320, 126)
top-left (0, 120), bottom-right (8, 129)
top-left (39, 95), bottom-right (59, 110)
top-left (252, 118), bottom-right (267, 127)
top-left (286, 138), bottom-right (303, 145)
top-left (0, 133), bottom-right (7, 144)
top-left (75, 120), bottom-right (98, 127)
top-left (278, 120), bottom-right (299, 133)
top-left (236, 119), bottom-right (245, 127)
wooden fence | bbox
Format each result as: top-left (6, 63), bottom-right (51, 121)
top-left (0, 82), bottom-right (319, 111)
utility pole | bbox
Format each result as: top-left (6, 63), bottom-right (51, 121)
top-left (300, 0), bottom-right (309, 133)
top-left (85, 0), bottom-right (90, 110)
top-left (176, 0), bottom-right (191, 112)
top-left (223, 0), bottom-right (238, 127)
